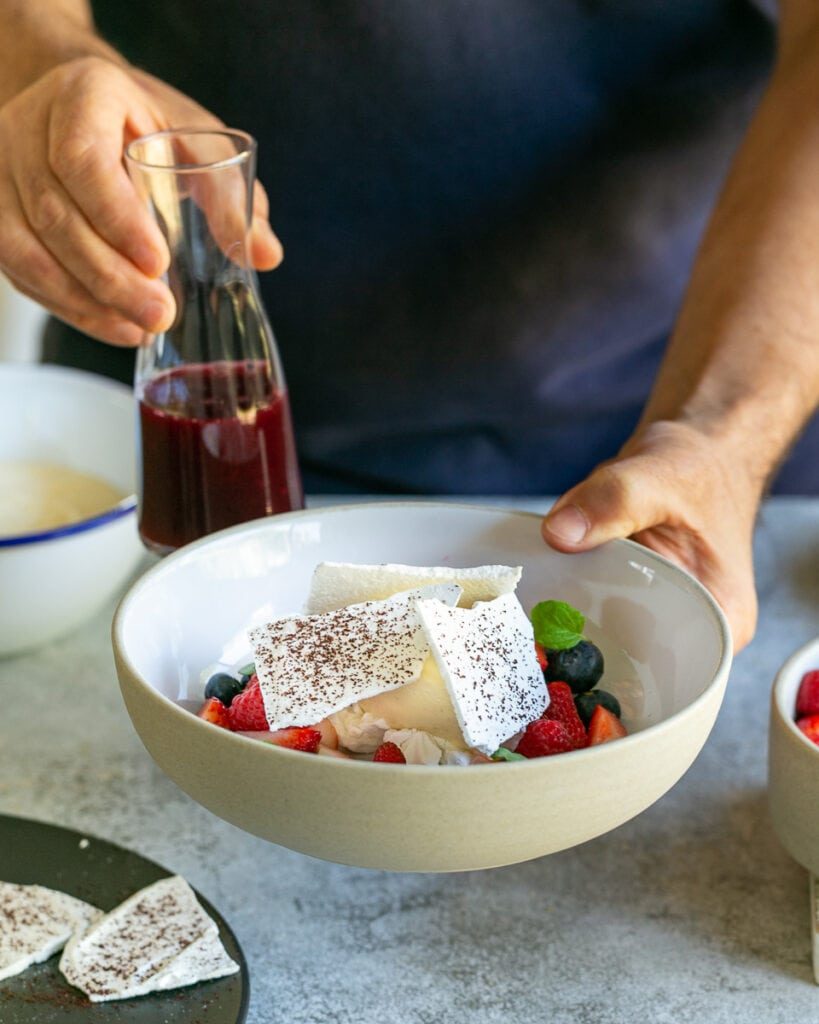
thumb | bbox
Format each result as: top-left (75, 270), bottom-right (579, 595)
top-left (542, 460), bottom-right (666, 552)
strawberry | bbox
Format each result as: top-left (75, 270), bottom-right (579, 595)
top-left (516, 718), bottom-right (575, 758)
top-left (797, 715), bottom-right (819, 746)
top-left (587, 705), bottom-right (627, 746)
top-left (796, 671), bottom-right (819, 718)
top-left (228, 676), bottom-right (268, 732)
top-left (373, 741), bottom-right (406, 763)
top-left (269, 727), bottom-right (322, 753)
top-left (535, 642), bottom-right (549, 672)
top-left (542, 681), bottom-right (587, 748)
top-left (197, 697), bottom-right (232, 729)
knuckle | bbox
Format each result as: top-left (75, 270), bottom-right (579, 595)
top-left (88, 266), bottom-right (125, 305)
top-left (58, 55), bottom-right (122, 90)
top-left (595, 464), bottom-right (637, 510)
top-left (49, 132), bottom-right (100, 180)
top-left (28, 186), bottom-right (68, 235)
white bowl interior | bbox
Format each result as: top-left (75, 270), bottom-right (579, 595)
top-left (0, 364), bottom-right (136, 495)
top-left (120, 504), bottom-right (728, 735)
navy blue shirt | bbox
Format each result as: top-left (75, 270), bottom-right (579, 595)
top-left (47, 2), bottom-right (810, 492)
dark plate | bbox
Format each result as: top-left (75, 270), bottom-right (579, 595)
top-left (0, 814), bottom-right (249, 1023)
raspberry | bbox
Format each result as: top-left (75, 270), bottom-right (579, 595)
top-left (542, 681), bottom-right (587, 749)
top-left (516, 718), bottom-right (575, 758)
top-left (796, 671), bottom-right (819, 718)
top-left (228, 676), bottom-right (268, 732)
top-left (373, 741), bottom-right (406, 763)
top-left (269, 727), bottom-right (322, 753)
top-left (197, 697), bottom-right (232, 729)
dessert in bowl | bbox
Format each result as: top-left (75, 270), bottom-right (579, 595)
top-left (0, 364), bottom-right (143, 657)
top-left (113, 502), bottom-right (733, 872)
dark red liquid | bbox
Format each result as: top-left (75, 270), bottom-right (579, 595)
top-left (138, 362), bottom-right (303, 553)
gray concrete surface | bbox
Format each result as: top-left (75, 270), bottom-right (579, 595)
top-left (1, 497), bottom-right (817, 1023)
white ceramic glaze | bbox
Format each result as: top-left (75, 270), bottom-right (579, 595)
top-left (113, 502), bottom-right (733, 872)
top-left (0, 364), bottom-right (142, 656)
top-left (769, 636), bottom-right (819, 874)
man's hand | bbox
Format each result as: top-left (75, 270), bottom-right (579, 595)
top-left (0, 56), bottom-right (282, 346)
top-left (543, 422), bottom-right (759, 651)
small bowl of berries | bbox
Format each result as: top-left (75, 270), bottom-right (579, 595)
top-left (769, 637), bottom-right (819, 875)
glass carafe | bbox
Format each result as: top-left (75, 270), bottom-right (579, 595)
top-left (125, 129), bottom-right (303, 555)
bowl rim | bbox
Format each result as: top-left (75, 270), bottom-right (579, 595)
top-left (0, 363), bottom-right (137, 548)
top-left (772, 634), bottom-right (819, 756)
top-left (112, 500), bottom-right (733, 773)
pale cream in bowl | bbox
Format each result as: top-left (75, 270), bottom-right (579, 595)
top-left (0, 460), bottom-right (124, 539)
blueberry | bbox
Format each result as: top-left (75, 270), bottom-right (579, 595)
top-left (544, 640), bottom-right (604, 694)
top-left (574, 689), bottom-right (621, 727)
top-left (204, 672), bottom-right (244, 707)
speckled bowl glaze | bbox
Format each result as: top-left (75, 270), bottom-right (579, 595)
top-left (113, 503), bottom-right (733, 872)
top-left (769, 636), bottom-right (819, 874)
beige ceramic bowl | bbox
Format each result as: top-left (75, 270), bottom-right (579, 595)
top-left (769, 637), bottom-right (819, 874)
top-left (113, 502), bottom-right (732, 872)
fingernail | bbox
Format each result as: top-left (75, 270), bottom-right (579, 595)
top-left (544, 504), bottom-right (589, 545)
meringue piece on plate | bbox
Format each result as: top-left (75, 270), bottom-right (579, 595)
top-left (0, 882), bottom-right (102, 982)
top-left (249, 583), bottom-right (461, 731)
top-left (416, 593), bottom-right (549, 755)
top-left (59, 875), bottom-right (237, 1002)
top-left (305, 561), bottom-right (521, 614)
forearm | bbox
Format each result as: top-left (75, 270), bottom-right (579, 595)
top-left (636, 22), bottom-right (819, 495)
top-left (0, 1), bottom-right (124, 106)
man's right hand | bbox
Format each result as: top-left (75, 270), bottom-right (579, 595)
top-left (0, 56), bottom-right (282, 346)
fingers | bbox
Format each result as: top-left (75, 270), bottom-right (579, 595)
top-left (6, 270), bottom-right (145, 347)
top-left (250, 181), bottom-right (283, 270)
top-left (542, 459), bottom-right (667, 551)
top-left (48, 58), bottom-right (170, 279)
top-left (166, 138), bottom-right (282, 272)
top-left (12, 168), bottom-right (175, 333)
top-left (0, 58), bottom-right (176, 337)
top-left (0, 190), bottom-right (146, 346)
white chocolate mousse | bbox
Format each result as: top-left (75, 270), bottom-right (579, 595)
top-left (359, 654), bottom-right (467, 749)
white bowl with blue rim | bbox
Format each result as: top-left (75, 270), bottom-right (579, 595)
top-left (0, 364), bottom-right (143, 657)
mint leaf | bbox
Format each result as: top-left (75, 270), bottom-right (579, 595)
top-left (530, 600), bottom-right (585, 651)
top-left (238, 662), bottom-right (255, 679)
top-left (491, 748), bottom-right (527, 762)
